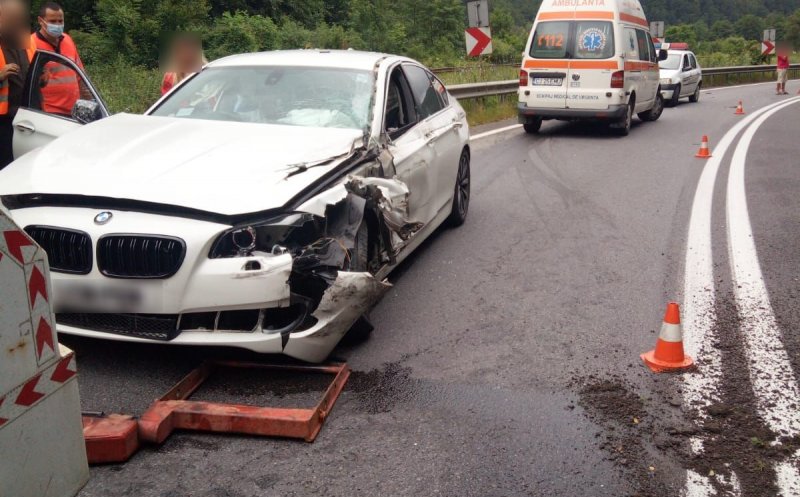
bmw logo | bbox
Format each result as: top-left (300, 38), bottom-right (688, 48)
top-left (94, 211), bottom-right (113, 225)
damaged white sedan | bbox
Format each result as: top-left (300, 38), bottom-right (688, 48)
top-left (0, 49), bottom-right (470, 362)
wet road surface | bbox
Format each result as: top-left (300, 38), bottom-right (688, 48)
top-left (72, 81), bottom-right (800, 497)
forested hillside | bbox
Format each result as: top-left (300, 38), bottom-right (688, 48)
top-left (33, 0), bottom-right (800, 113)
top-left (48, 0), bottom-right (800, 69)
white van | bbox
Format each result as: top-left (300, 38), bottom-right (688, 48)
top-left (518, 0), bottom-right (667, 136)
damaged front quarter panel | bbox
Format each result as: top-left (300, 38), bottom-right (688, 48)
top-left (282, 272), bottom-right (391, 362)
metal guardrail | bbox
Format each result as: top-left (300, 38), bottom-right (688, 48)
top-left (446, 63), bottom-right (800, 100)
top-left (448, 80), bottom-right (518, 99)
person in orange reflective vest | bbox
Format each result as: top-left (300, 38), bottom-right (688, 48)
top-left (31, 1), bottom-right (84, 117)
top-left (0, 0), bottom-right (35, 169)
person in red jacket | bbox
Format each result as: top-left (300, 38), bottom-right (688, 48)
top-left (776, 42), bottom-right (790, 95)
top-left (31, 1), bottom-right (85, 116)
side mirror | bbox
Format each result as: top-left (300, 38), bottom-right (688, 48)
top-left (658, 49), bottom-right (668, 61)
top-left (71, 99), bottom-right (102, 124)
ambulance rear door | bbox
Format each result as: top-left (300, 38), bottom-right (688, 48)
top-left (565, 18), bottom-right (618, 110)
top-left (524, 19), bottom-right (571, 109)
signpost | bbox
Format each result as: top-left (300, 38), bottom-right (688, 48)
top-left (465, 1), bottom-right (492, 56)
top-left (467, 0), bottom-right (490, 28)
top-left (762, 28), bottom-right (776, 56)
top-left (649, 21), bottom-right (665, 38)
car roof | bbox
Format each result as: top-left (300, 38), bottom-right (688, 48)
top-left (207, 49), bottom-right (404, 71)
top-left (667, 50), bottom-right (695, 56)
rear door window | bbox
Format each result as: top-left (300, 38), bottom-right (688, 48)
top-left (530, 21), bottom-right (569, 59)
top-left (573, 22), bottom-right (614, 59)
top-left (689, 54), bottom-right (698, 69)
top-left (623, 28), bottom-right (639, 60)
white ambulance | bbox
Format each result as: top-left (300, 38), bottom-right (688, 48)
top-left (518, 0), bottom-right (667, 136)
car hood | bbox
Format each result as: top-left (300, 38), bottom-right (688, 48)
top-left (0, 114), bottom-right (365, 216)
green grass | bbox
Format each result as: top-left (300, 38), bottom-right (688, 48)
top-left (459, 95), bottom-right (518, 127)
top-left (435, 64), bottom-right (518, 85)
top-left (86, 61), bottom-right (161, 114)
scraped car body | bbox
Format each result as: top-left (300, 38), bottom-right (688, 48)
top-left (0, 50), bottom-right (470, 362)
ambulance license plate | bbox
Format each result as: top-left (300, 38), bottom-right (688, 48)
top-left (532, 77), bottom-right (563, 86)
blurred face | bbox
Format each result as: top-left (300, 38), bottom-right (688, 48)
top-left (0, 0), bottom-right (30, 48)
top-left (174, 38), bottom-right (202, 72)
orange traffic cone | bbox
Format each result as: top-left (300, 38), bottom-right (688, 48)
top-left (641, 302), bottom-right (694, 373)
top-left (695, 135), bottom-right (712, 159)
top-left (735, 100), bottom-right (745, 115)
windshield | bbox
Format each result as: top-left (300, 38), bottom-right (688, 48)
top-left (150, 66), bottom-right (375, 130)
top-left (530, 21), bottom-right (615, 59)
top-left (659, 54), bottom-right (681, 70)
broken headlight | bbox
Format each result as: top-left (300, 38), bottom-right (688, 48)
top-left (209, 213), bottom-right (320, 258)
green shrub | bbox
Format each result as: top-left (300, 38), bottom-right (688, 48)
top-left (205, 11), bottom-right (279, 60)
top-left (86, 59), bottom-right (161, 114)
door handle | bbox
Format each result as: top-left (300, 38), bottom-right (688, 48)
top-left (15, 123), bottom-right (35, 133)
top-left (452, 121), bottom-right (463, 130)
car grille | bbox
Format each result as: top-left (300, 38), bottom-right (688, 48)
top-left (25, 226), bottom-right (93, 274)
top-left (97, 235), bottom-right (185, 279)
top-left (57, 313), bottom-right (181, 341)
top-left (57, 310), bottom-right (263, 341)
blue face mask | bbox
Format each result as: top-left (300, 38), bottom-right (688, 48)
top-left (45, 23), bottom-right (64, 37)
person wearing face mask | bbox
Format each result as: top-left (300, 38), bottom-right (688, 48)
top-left (30, 1), bottom-right (85, 117)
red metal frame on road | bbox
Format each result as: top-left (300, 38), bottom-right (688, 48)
top-left (138, 361), bottom-right (351, 444)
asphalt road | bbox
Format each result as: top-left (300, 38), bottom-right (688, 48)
top-left (70, 81), bottom-right (800, 497)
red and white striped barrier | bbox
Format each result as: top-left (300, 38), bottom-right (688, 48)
top-left (0, 207), bottom-right (88, 497)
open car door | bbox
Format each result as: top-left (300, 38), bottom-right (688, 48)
top-left (12, 50), bottom-right (109, 159)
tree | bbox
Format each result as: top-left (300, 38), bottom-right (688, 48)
top-left (735, 14), bottom-right (765, 41)
top-left (665, 24), bottom-right (698, 45)
top-left (786, 10), bottom-right (800, 51)
top-left (711, 19), bottom-right (735, 39)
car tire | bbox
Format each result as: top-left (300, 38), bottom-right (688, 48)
top-left (638, 92), bottom-right (664, 122)
top-left (447, 148), bottom-right (471, 227)
top-left (668, 84), bottom-right (681, 107)
top-left (689, 84), bottom-right (701, 103)
top-left (523, 119), bottom-right (542, 134)
top-left (614, 100), bottom-right (634, 136)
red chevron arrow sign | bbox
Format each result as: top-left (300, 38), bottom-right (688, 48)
top-left (465, 27), bottom-right (492, 57)
top-left (762, 40), bottom-right (775, 56)
top-left (0, 353), bottom-right (77, 429)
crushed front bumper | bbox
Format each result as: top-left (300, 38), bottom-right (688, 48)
top-left (57, 272), bottom-right (391, 363)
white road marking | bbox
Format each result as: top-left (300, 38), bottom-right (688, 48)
top-left (727, 96), bottom-right (800, 497)
top-left (682, 98), bottom-right (791, 414)
top-left (684, 470), bottom-right (715, 497)
top-left (471, 123), bottom-right (522, 140)
top-left (727, 96), bottom-right (800, 438)
top-left (681, 98), bottom-right (798, 497)
top-left (701, 79), bottom-right (799, 93)
top-left (776, 451), bottom-right (800, 497)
